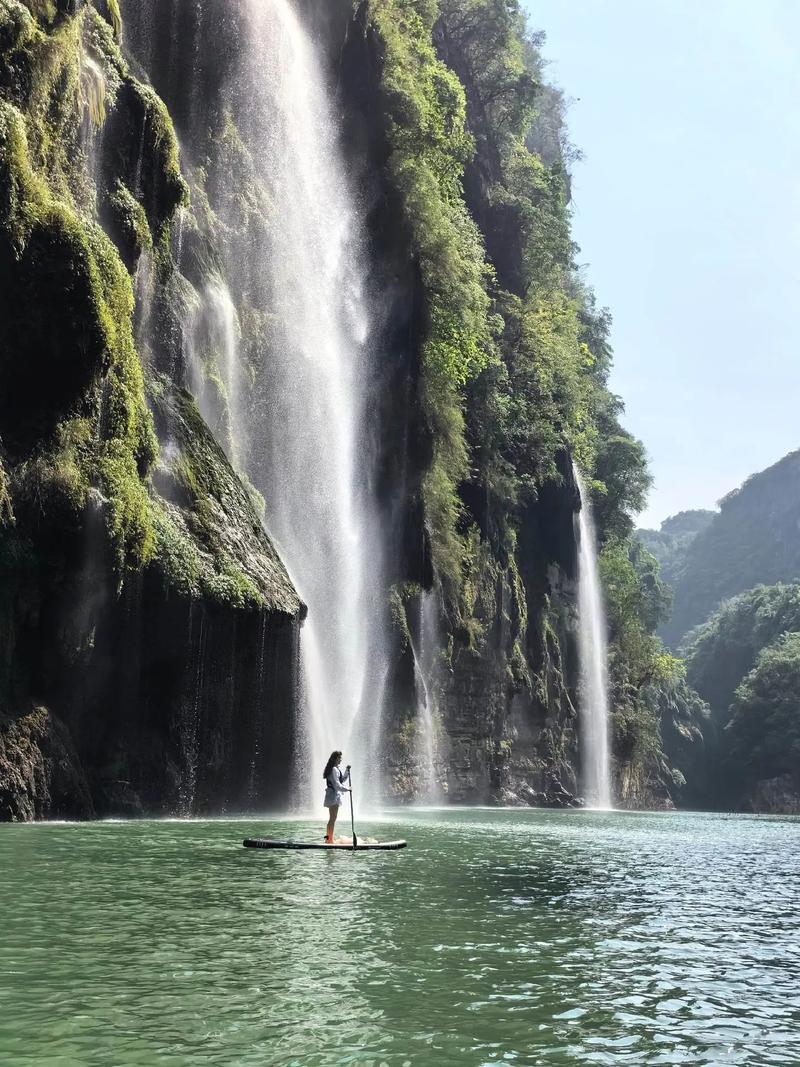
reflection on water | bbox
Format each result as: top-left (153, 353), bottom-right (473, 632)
top-left (2, 809), bottom-right (800, 1065)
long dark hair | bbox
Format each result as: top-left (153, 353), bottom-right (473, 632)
top-left (323, 751), bottom-right (342, 781)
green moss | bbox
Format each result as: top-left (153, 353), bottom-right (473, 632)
top-left (0, 44), bottom-right (158, 573)
top-left (105, 178), bottom-right (152, 268)
top-left (368, 0), bottom-right (497, 618)
top-left (20, 0), bottom-right (56, 25)
top-left (150, 504), bottom-right (202, 597)
top-left (202, 558), bottom-right (262, 610)
top-left (99, 0), bottom-right (121, 42)
top-left (388, 586), bottom-right (412, 654)
top-left (125, 79), bottom-right (189, 235)
top-left (370, 0), bottom-right (492, 386)
top-left (12, 418), bottom-right (92, 524)
top-left (22, 17), bottom-right (86, 200)
top-left (0, 0), bottom-right (36, 53)
top-left (80, 51), bottom-right (105, 128)
top-left (0, 101), bottom-right (36, 238)
top-left (151, 502), bottom-right (262, 610)
top-left (147, 384), bottom-right (298, 613)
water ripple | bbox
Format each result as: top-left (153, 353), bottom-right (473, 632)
top-left (1, 810), bottom-right (800, 1064)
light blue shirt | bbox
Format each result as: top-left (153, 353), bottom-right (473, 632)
top-left (324, 766), bottom-right (350, 807)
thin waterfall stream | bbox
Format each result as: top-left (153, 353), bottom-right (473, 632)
top-left (409, 590), bottom-right (441, 803)
top-left (574, 465), bottom-right (613, 808)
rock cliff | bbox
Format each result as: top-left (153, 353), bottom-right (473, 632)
top-left (1, 0), bottom-right (668, 818)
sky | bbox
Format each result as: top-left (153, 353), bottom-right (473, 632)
top-left (523, 0), bottom-right (800, 528)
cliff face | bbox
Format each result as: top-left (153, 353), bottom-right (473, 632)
top-left (1, 0), bottom-right (666, 819)
top-left (333, 4), bottom-right (590, 806)
top-left (0, 0), bottom-right (302, 820)
top-left (112, 0), bottom-right (594, 809)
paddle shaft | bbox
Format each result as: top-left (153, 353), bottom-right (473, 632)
top-left (349, 769), bottom-right (358, 850)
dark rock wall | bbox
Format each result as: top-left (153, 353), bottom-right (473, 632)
top-left (336, 4), bottom-right (586, 807)
top-left (0, 0), bottom-right (302, 821)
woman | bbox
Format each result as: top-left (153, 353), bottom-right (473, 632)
top-left (323, 751), bottom-right (351, 844)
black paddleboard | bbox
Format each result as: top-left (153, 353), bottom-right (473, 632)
top-left (243, 838), bottom-right (407, 851)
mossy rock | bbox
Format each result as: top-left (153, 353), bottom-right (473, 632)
top-left (0, 1), bottom-right (37, 56)
top-left (101, 78), bottom-right (188, 240)
top-left (148, 379), bottom-right (301, 616)
top-left (0, 209), bottom-right (114, 451)
top-left (102, 176), bottom-right (151, 270)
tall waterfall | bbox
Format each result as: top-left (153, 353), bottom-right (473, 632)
top-left (230, 1), bottom-right (388, 804)
top-left (573, 465), bottom-right (612, 809)
top-left (123, 0), bottom-right (389, 805)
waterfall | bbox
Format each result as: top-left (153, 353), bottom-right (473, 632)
top-left (409, 590), bottom-right (441, 803)
top-left (120, 0), bottom-right (389, 807)
top-left (231, 0), bottom-right (387, 804)
top-left (573, 465), bottom-right (613, 809)
top-left (188, 0), bottom-right (388, 803)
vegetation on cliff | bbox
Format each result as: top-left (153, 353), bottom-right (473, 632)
top-left (0, 0), bottom-right (292, 608)
top-left (366, 0), bottom-right (674, 801)
top-left (630, 449), bottom-right (800, 809)
top-left (666, 582), bottom-right (800, 806)
top-left (0, 0), bottom-right (300, 819)
top-left (727, 633), bottom-right (800, 791)
top-left (637, 509), bottom-right (715, 589)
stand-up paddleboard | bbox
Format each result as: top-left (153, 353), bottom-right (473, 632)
top-left (243, 838), bottom-right (407, 851)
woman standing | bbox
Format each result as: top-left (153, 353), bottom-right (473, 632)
top-left (323, 751), bottom-right (351, 844)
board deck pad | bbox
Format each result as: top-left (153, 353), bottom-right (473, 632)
top-left (243, 838), bottom-right (407, 851)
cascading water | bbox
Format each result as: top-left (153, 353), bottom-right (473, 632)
top-left (229, 1), bottom-right (388, 805)
top-left (573, 464), bottom-right (613, 809)
top-left (409, 590), bottom-right (441, 803)
top-left (122, 0), bottom-right (390, 808)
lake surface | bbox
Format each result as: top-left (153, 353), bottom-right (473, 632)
top-left (2, 808), bottom-right (799, 1065)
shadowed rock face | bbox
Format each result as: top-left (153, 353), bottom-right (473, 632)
top-left (0, 0), bottom-right (302, 820)
top-left (0, 707), bottom-right (94, 821)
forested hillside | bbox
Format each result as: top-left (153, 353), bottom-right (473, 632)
top-left (638, 451), bottom-right (800, 812)
top-left (637, 509), bottom-right (714, 590)
top-left (679, 584), bottom-right (800, 810)
top-left (652, 451), bottom-right (800, 647)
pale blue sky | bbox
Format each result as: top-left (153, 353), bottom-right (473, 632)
top-left (525, 0), bottom-right (800, 527)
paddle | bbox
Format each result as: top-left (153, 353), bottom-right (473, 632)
top-left (348, 765), bottom-right (358, 850)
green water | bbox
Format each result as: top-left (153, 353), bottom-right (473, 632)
top-left (2, 809), bottom-right (799, 1066)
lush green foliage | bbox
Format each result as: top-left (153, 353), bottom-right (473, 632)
top-left (658, 582), bottom-right (800, 806)
top-left (0, 0), bottom-right (257, 609)
top-left (726, 632), bottom-right (800, 783)
top-left (368, 0), bottom-right (497, 600)
top-left (591, 396), bottom-right (650, 543)
top-left (599, 537), bottom-right (682, 772)
top-left (658, 450), bottom-right (800, 646)
top-left (682, 583), bottom-right (800, 725)
top-left (370, 0), bottom-right (669, 796)
top-left (0, 21), bottom-right (158, 569)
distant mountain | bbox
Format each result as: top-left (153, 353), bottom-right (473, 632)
top-left (639, 451), bottom-right (800, 647)
top-left (637, 509), bottom-right (715, 587)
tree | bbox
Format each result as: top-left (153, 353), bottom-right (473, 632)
top-left (727, 633), bottom-right (800, 782)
